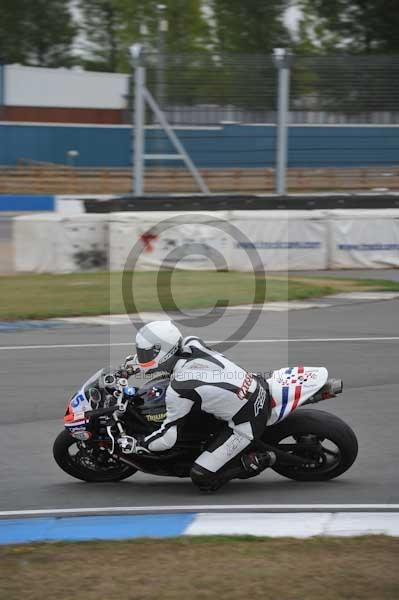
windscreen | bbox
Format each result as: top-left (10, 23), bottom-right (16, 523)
top-left (81, 368), bottom-right (107, 407)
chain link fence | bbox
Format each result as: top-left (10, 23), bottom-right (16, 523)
top-left (144, 53), bottom-right (399, 125)
top-left (145, 53), bottom-right (278, 125)
top-left (291, 55), bottom-right (399, 124)
top-left (1, 54), bottom-right (399, 195)
top-left (137, 53), bottom-right (399, 194)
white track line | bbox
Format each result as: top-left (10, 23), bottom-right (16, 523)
top-left (0, 337), bottom-right (399, 351)
top-left (1, 504), bottom-right (399, 518)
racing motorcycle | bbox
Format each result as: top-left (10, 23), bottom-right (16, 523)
top-left (53, 363), bottom-right (358, 484)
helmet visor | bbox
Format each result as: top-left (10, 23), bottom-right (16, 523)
top-left (136, 344), bottom-right (161, 367)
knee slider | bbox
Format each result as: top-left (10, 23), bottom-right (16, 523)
top-left (190, 464), bottom-right (219, 492)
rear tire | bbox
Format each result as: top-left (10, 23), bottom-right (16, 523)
top-left (264, 408), bottom-right (358, 481)
top-left (53, 430), bottom-right (138, 482)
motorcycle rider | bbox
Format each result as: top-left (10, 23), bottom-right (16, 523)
top-left (117, 320), bottom-right (275, 492)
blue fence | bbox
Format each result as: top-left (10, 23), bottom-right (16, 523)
top-left (0, 195), bottom-right (54, 211)
top-left (0, 123), bottom-right (399, 169)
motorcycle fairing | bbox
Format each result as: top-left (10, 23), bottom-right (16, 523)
top-left (64, 392), bottom-right (92, 439)
top-left (267, 366), bottom-right (328, 425)
top-left (64, 373), bottom-right (99, 439)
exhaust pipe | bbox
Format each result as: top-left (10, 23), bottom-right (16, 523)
top-left (304, 378), bottom-right (343, 405)
top-left (327, 378), bottom-right (343, 395)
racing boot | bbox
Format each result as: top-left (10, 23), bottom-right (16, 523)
top-left (239, 450), bottom-right (277, 479)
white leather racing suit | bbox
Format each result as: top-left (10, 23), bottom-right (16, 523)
top-left (141, 337), bottom-right (271, 476)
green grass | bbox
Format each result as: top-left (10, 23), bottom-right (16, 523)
top-left (0, 270), bottom-right (399, 320)
top-left (1, 536), bottom-right (398, 600)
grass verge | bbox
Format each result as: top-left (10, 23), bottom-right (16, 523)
top-left (1, 536), bottom-right (398, 600)
top-left (0, 270), bottom-right (398, 321)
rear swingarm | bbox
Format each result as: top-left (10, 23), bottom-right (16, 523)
top-left (254, 439), bottom-right (314, 467)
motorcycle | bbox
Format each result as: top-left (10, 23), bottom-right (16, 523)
top-left (53, 364), bottom-right (358, 485)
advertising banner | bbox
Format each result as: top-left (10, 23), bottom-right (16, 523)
top-left (228, 211), bottom-right (328, 271)
top-left (328, 209), bottom-right (399, 269)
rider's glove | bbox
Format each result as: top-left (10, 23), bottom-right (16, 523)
top-left (115, 364), bottom-right (139, 379)
top-left (115, 368), bottom-right (129, 379)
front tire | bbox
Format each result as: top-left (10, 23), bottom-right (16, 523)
top-left (53, 430), bottom-right (138, 482)
top-left (264, 408), bottom-right (358, 481)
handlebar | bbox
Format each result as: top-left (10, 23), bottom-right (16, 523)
top-left (84, 364), bottom-right (141, 420)
top-left (85, 406), bottom-right (116, 419)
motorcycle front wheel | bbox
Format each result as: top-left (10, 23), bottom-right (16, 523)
top-left (264, 408), bottom-right (358, 481)
top-left (53, 430), bottom-right (138, 482)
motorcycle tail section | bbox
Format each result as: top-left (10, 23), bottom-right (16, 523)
top-left (267, 366), bottom-right (342, 425)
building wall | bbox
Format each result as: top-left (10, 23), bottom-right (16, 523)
top-left (0, 122), bottom-right (399, 168)
top-left (3, 65), bottom-right (129, 109)
top-left (288, 126), bottom-right (399, 167)
top-left (0, 106), bottom-right (126, 124)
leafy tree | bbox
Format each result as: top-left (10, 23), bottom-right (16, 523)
top-left (209, 0), bottom-right (291, 54)
top-left (79, 0), bottom-right (211, 72)
top-left (297, 0), bottom-right (399, 54)
top-left (0, 0), bottom-right (77, 66)
top-left (163, 0), bottom-right (210, 53)
top-left (79, 0), bottom-right (127, 71)
top-left (291, 1), bottom-right (399, 117)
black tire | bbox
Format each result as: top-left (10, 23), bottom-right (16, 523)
top-left (264, 408), bottom-right (358, 481)
top-left (53, 430), bottom-right (138, 483)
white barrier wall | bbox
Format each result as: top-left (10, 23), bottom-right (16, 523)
top-left (15, 214), bottom-right (109, 273)
top-left (110, 210), bottom-right (328, 272)
top-left (109, 211), bottom-right (231, 271)
top-left (228, 210), bottom-right (328, 271)
top-left (328, 209), bottom-right (399, 269)
top-left (14, 209), bottom-right (399, 273)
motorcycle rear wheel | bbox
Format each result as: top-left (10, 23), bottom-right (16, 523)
top-left (53, 430), bottom-right (138, 482)
top-left (264, 408), bottom-right (358, 481)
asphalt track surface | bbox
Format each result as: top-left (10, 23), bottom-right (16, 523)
top-left (1, 298), bottom-right (398, 511)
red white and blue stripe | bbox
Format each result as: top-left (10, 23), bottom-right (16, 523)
top-left (276, 366), bottom-right (304, 422)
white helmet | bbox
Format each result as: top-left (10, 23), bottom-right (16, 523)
top-left (135, 320), bottom-right (182, 373)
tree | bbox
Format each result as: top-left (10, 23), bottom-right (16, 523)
top-left (291, 1), bottom-right (399, 117)
top-left (79, 0), bottom-right (212, 72)
top-left (0, 0), bottom-right (77, 66)
top-left (163, 0), bottom-right (211, 54)
top-left (79, 0), bottom-right (127, 71)
top-left (209, 0), bottom-right (291, 54)
top-left (297, 0), bottom-right (399, 54)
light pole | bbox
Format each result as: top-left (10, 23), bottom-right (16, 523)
top-left (273, 48), bottom-right (292, 195)
top-left (130, 43), bottom-right (145, 195)
top-left (155, 4), bottom-right (168, 158)
top-left (156, 4), bottom-right (168, 109)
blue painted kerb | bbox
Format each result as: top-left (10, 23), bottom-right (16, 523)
top-left (0, 514), bottom-right (196, 544)
top-left (0, 320), bottom-right (66, 331)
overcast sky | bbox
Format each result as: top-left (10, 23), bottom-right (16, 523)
top-left (284, 3), bottom-right (302, 34)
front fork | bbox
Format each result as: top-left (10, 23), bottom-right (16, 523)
top-left (105, 404), bottom-right (129, 454)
